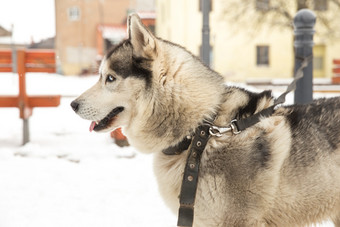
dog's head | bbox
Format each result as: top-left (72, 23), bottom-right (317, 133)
top-left (71, 13), bottom-right (224, 153)
top-left (71, 14), bottom-right (156, 133)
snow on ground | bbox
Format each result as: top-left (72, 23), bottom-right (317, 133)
top-left (0, 74), bottom-right (176, 227)
top-left (0, 73), bottom-right (338, 227)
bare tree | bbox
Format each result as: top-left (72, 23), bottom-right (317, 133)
top-left (221, 0), bottom-right (340, 39)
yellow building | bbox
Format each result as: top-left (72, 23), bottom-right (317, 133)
top-left (156, 0), bottom-right (340, 81)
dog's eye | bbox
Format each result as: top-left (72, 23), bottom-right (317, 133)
top-left (106, 74), bottom-right (116, 83)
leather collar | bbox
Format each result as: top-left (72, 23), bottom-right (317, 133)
top-left (162, 136), bottom-right (192, 155)
top-left (161, 116), bottom-right (216, 156)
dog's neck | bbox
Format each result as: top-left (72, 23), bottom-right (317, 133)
top-left (124, 41), bottom-right (225, 154)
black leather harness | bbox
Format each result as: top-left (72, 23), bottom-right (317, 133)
top-left (176, 124), bottom-right (211, 227)
top-left (161, 56), bottom-right (312, 227)
top-left (162, 107), bottom-right (277, 227)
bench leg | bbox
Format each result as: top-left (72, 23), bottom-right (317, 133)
top-left (23, 119), bottom-right (30, 145)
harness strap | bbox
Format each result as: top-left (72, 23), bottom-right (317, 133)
top-left (231, 55), bottom-right (312, 134)
top-left (177, 124), bottom-right (211, 227)
top-left (233, 106), bottom-right (275, 133)
top-left (162, 136), bottom-right (192, 155)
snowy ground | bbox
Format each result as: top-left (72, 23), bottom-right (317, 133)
top-left (0, 73), bottom-right (338, 227)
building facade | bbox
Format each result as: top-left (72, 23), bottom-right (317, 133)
top-left (55, 0), bottom-right (130, 75)
top-left (156, 0), bottom-right (340, 81)
top-left (55, 0), bottom-right (155, 75)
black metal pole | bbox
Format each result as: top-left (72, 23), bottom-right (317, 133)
top-left (201, 0), bottom-right (211, 67)
top-left (293, 9), bottom-right (316, 104)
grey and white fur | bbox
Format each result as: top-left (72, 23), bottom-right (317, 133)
top-left (71, 14), bottom-right (340, 226)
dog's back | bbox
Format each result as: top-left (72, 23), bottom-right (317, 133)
top-left (286, 97), bottom-right (340, 153)
top-left (193, 96), bottom-right (340, 226)
top-left (155, 88), bottom-right (340, 226)
top-left (268, 97), bottom-right (340, 226)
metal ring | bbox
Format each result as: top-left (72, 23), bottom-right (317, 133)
top-left (230, 120), bottom-right (241, 135)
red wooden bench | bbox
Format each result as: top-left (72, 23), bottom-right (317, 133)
top-left (0, 49), bottom-right (61, 144)
top-left (333, 59), bottom-right (340, 84)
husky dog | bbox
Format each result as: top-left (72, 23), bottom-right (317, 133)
top-left (71, 14), bottom-right (340, 226)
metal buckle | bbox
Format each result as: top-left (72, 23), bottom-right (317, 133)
top-left (209, 120), bottom-right (241, 137)
top-left (230, 119), bottom-right (241, 135)
top-left (209, 125), bottom-right (232, 137)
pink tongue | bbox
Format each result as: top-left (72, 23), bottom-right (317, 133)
top-left (89, 121), bottom-right (97, 132)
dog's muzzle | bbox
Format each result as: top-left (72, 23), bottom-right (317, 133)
top-left (70, 100), bottom-right (124, 132)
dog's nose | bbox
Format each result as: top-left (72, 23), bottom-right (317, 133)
top-left (70, 101), bottom-right (79, 112)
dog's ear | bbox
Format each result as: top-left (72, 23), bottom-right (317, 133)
top-left (128, 13), bottom-right (156, 57)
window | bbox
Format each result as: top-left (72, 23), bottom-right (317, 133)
top-left (314, 0), bottom-right (328, 11)
top-left (68, 6), bottom-right (81, 21)
top-left (256, 0), bottom-right (270, 11)
top-left (314, 56), bottom-right (324, 70)
top-left (256, 45), bottom-right (269, 66)
top-left (313, 45), bottom-right (326, 77)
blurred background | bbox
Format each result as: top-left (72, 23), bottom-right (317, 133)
top-left (1, 0), bottom-right (340, 82)
top-left (0, 1), bottom-right (339, 226)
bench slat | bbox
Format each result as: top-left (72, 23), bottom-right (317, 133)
top-left (0, 67), bottom-right (13, 72)
top-left (0, 96), bottom-right (19, 107)
top-left (25, 50), bottom-right (55, 64)
top-left (28, 95), bottom-right (61, 107)
top-left (0, 50), bottom-right (12, 64)
top-left (25, 67), bottom-right (56, 73)
top-left (0, 95), bottom-right (61, 108)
